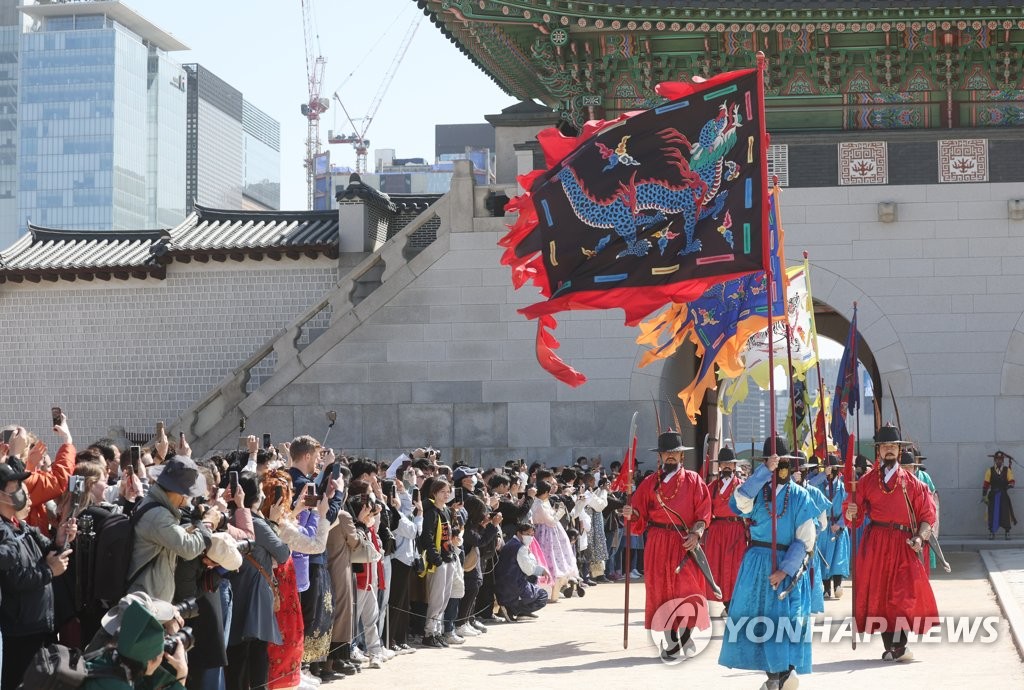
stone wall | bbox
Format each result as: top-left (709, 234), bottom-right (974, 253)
top-left (206, 219), bottom-right (680, 467)
top-left (0, 258), bottom-right (338, 443)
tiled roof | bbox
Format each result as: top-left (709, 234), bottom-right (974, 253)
top-left (0, 205), bottom-right (341, 284)
top-left (171, 205), bottom-right (339, 255)
top-left (0, 228), bottom-right (169, 282)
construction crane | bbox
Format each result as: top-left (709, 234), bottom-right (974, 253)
top-left (328, 17), bottom-right (420, 174)
top-left (300, 0), bottom-right (329, 209)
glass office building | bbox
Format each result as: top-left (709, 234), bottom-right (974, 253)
top-left (242, 99), bottom-right (280, 210)
top-left (184, 63), bottom-right (243, 210)
top-left (17, 2), bottom-right (187, 232)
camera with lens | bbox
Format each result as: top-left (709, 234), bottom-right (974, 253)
top-left (235, 539), bottom-right (256, 555)
top-left (164, 627), bottom-right (195, 654)
top-left (173, 598), bottom-right (200, 620)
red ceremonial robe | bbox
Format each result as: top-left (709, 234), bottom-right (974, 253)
top-left (702, 476), bottom-right (747, 601)
top-left (845, 464), bottom-right (940, 634)
top-left (628, 467), bottom-right (712, 631)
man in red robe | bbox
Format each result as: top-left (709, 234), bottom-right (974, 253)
top-left (702, 446), bottom-right (747, 612)
top-left (622, 430), bottom-right (712, 661)
top-left (845, 424), bottom-right (939, 662)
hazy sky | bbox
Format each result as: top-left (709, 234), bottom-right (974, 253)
top-left (129, 0), bottom-right (516, 210)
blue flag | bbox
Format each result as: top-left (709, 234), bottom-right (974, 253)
top-left (830, 308), bottom-right (859, 461)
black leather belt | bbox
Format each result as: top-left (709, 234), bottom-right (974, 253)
top-left (712, 516), bottom-right (745, 523)
top-left (870, 520), bottom-right (912, 533)
top-left (748, 540), bottom-right (789, 551)
top-left (647, 521), bottom-right (685, 531)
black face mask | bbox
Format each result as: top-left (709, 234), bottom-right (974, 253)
top-left (775, 466), bottom-right (791, 485)
top-left (6, 486), bottom-right (28, 512)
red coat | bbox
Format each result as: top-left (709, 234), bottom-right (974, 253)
top-left (845, 464), bottom-right (939, 634)
top-left (25, 443), bottom-right (75, 537)
top-left (702, 476), bottom-right (747, 601)
top-left (628, 468), bottom-right (712, 631)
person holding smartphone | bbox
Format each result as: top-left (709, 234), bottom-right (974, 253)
top-left (284, 436), bottom-right (343, 682)
top-left (0, 461), bottom-right (78, 688)
top-left (14, 411), bottom-right (77, 539)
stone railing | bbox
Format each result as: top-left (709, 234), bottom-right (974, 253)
top-left (172, 162), bottom-right (474, 454)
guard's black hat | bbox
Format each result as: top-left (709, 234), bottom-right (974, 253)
top-left (650, 431), bottom-right (692, 453)
top-left (873, 424), bottom-right (905, 445)
top-left (717, 446), bottom-right (737, 463)
top-left (760, 437), bottom-right (798, 461)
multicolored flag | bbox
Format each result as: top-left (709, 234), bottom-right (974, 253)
top-left (786, 377), bottom-right (818, 457)
top-left (719, 263), bottom-right (818, 412)
top-left (831, 307), bottom-right (860, 462)
top-left (500, 67), bottom-right (770, 386)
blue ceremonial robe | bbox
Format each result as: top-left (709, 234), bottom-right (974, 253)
top-left (803, 483), bottom-right (830, 613)
top-left (718, 465), bottom-right (819, 676)
top-left (818, 474), bottom-right (851, 579)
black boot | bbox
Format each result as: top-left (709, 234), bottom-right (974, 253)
top-left (337, 643), bottom-right (359, 675)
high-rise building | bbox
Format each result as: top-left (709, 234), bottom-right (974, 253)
top-left (184, 63), bottom-right (242, 210)
top-left (16, 1), bottom-right (188, 234)
top-left (241, 98), bottom-right (280, 210)
top-left (0, 2), bottom-right (19, 247)
top-left (184, 65), bottom-right (281, 212)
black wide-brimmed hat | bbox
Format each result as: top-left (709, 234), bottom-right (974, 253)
top-left (899, 450), bottom-right (920, 466)
top-left (873, 424), bottom-right (910, 445)
top-left (826, 453), bottom-right (843, 468)
top-left (759, 437), bottom-right (798, 460)
top-left (650, 431), bottom-right (693, 453)
top-left (989, 450), bottom-right (1013, 460)
top-left (717, 446), bottom-right (737, 463)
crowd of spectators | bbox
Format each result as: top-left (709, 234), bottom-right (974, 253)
top-left (0, 414), bottom-right (639, 690)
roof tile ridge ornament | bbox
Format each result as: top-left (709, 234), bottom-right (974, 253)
top-left (337, 173), bottom-right (398, 213)
top-left (192, 204), bottom-right (337, 222)
top-left (26, 224), bottom-right (170, 244)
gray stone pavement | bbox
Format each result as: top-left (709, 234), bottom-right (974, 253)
top-left (981, 548), bottom-right (1024, 660)
top-left (322, 551), bottom-right (1023, 689)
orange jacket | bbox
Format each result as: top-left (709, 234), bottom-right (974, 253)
top-left (23, 442), bottom-right (75, 537)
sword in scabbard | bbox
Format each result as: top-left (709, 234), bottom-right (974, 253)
top-left (815, 546), bottom-right (831, 572)
top-left (929, 533), bottom-right (951, 573)
top-left (675, 541), bottom-right (723, 600)
top-left (778, 552), bottom-right (811, 601)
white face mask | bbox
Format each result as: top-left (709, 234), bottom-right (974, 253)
top-left (521, 535), bottom-right (533, 547)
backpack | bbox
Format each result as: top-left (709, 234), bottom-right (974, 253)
top-left (90, 502), bottom-right (165, 604)
top-left (17, 644), bottom-right (122, 690)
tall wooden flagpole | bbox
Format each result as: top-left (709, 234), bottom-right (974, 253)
top-left (622, 411), bottom-right (638, 649)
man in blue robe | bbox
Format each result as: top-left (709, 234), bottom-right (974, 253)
top-left (819, 454), bottom-right (851, 598)
top-left (719, 438), bottom-right (819, 690)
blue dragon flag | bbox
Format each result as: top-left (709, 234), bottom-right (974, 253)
top-left (830, 308), bottom-right (859, 461)
top-left (501, 66), bottom-right (769, 386)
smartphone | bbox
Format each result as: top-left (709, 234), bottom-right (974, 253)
top-left (129, 446), bottom-right (142, 474)
top-left (262, 433), bottom-right (272, 450)
top-left (179, 431), bottom-right (185, 444)
top-left (1, 429), bottom-right (12, 445)
top-left (317, 462), bottom-right (340, 496)
top-left (155, 421), bottom-right (165, 436)
top-left (411, 487), bottom-right (420, 503)
top-left (303, 484), bottom-right (319, 507)
top-left (454, 487), bottom-right (464, 504)
top-left (274, 485), bottom-right (284, 504)
top-left (229, 471), bottom-right (239, 496)
top-left (388, 483), bottom-right (397, 501)
top-left (51, 407), bottom-right (62, 427)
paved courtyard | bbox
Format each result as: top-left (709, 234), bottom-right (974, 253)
top-left (324, 551), bottom-right (1024, 689)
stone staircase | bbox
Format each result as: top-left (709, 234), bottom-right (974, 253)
top-left (170, 163), bottom-right (486, 455)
